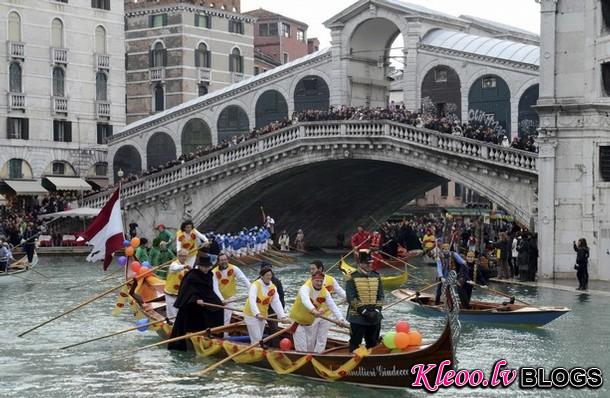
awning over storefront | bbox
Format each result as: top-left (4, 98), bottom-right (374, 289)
top-left (85, 177), bottom-right (110, 190)
top-left (39, 207), bottom-right (100, 220)
top-left (42, 177), bottom-right (92, 191)
top-left (4, 180), bottom-right (48, 195)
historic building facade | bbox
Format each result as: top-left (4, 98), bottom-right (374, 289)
top-left (536, 0), bottom-right (610, 280)
top-left (0, 0), bottom-right (125, 192)
top-left (125, 0), bottom-right (255, 124)
top-left (245, 8), bottom-right (311, 75)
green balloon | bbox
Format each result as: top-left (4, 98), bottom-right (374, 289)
top-left (383, 332), bottom-right (397, 349)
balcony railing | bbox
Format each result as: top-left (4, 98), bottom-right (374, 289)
top-left (150, 67), bottom-right (164, 81)
top-left (199, 67), bottom-right (212, 82)
top-left (95, 54), bottom-right (110, 70)
top-left (52, 96), bottom-right (68, 114)
top-left (7, 41), bottom-right (25, 59)
top-left (96, 101), bottom-right (111, 118)
top-left (8, 92), bottom-right (26, 111)
top-left (231, 72), bottom-right (244, 84)
top-left (51, 47), bottom-right (68, 64)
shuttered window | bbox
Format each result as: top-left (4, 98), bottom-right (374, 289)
top-left (601, 146), bottom-right (610, 181)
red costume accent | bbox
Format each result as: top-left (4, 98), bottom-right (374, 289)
top-left (351, 230), bottom-right (371, 250)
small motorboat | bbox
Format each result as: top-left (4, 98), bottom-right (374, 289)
top-left (391, 288), bottom-right (571, 327)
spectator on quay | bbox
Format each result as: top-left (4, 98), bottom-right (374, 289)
top-left (573, 238), bottom-right (589, 291)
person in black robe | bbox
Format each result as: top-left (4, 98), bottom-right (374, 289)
top-left (168, 252), bottom-right (224, 351)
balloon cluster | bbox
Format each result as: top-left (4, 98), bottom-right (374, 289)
top-left (117, 237), bottom-right (153, 279)
top-left (382, 321), bottom-right (423, 351)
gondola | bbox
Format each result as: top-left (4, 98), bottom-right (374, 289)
top-left (339, 260), bottom-right (407, 290)
top-left (122, 273), bottom-right (461, 389)
top-left (391, 288), bottom-right (571, 327)
top-left (0, 257), bottom-right (31, 284)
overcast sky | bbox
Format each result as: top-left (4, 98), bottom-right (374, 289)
top-left (241, 0), bottom-right (541, 47)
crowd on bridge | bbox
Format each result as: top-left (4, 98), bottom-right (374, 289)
top-left (103, 105), bottom-right (537, 194)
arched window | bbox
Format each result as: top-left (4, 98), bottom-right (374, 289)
top-left (53, 67), bottom-right (65, 97)
top-left (8, 12), bottom-right (21, 42)
top-left (51, 18), bottom-right (64, 48)
top-left (96, 72), bottom-right (107, 101)
top-left (229, 48), bottom-right (243, 73)
top-left (9, 63), bottom-right (22, 93)
top-left (154, 84), bottom-right (164, 111)
top-left (195, 42), bottom-right (211, 68)
top-left (217, 105), bottom-right (249, 142)
top-left (150, 42), bottom-right (166, 67)
top-left (95, 25), bottom-right (107, 54)
top-left (182, 118), bottom-right (212, 154)
top-left (147, 132), bottom-right (177, 169)
top-left (113, 146), bottom-right (142, 181)
top-left (294, 75), bottom-right (330, 112)
top-left (255, 90), bottom-right (288, 128)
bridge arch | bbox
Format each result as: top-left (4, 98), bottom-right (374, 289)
top-left (517, 83), bottom-right (539, 138)
top-left (293, 75), bottom-right (330, 113)
top-left (255, 90), bottom-right (289, 128)
top-left (113, 145), bottom-right (142, 180)
top-left (181, 118), bottom-right (212, 154)
top-left (194, 147), bottom-right (534, 241)
top-left (468, 74), bottom-right (511, 136)
top-left (147, 132), bottom-right (177, 169)
top-left (421, 65), bottom-right (461, 119)
top-left (217, 104), bottom-right (250, 143)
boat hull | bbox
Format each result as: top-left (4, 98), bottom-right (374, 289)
top-left (392, 289), bottom-right (570, 327)
top-left (127, 279), bottom-right (455, 389)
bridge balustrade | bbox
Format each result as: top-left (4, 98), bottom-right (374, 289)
top-left (83, 120), bottom-right (538, 207)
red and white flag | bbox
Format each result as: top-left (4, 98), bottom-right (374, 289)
top-left (82, 188), bottom-right (125, 270)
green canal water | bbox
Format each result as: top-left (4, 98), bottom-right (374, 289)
top-left (1, 255), bottom-right (608, 397)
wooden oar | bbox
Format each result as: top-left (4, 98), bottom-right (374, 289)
top-left (130, 321), bottom-right (245, 353)
top-left (17, 251), bottom-right (193, 338)
top-left (468, 281), bottom-right (533, 306)
top-left (192, 323), bottom-right (297, 376)
top-left (3, 270), bottom-right (36, 283)
top-left (229, 256), bottom-right (254, 269)
top-left (28, 267), bottom-right (50, 279)
top-left (375, 256), bottom-right (406, 274)
top-left (97, 267), bottom-right (125, 283)
top-left (326, 236), bottom-right (371, 273)
top-left (60, 317), bottom-right (176, 349)
top-left (317, 314), bottom-right (348, 329)
top-left (380, 250), bottom-right (418, 270)
top-left (384, 281), bottom-right (440, 311)
top-left (288, 245), bottom-right (308, 254)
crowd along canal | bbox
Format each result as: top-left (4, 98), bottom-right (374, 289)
top-left (1, 255), bottom-right (608, 397)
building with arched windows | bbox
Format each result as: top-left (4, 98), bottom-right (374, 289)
top-left (0, 1), bottom-right (125, 195)
top-left (124, 0), bottom-right (255, 124)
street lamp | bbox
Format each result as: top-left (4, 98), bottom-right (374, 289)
top-left (117, 169), bottom-right (124, 178)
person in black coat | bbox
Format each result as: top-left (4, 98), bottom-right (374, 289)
top-left (573, 238), bottom-right (589, 291)
top-left (168, 252), bottom-right (224, 351)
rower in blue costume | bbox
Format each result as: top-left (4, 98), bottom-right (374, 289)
top-left (435, 242), bottom-right (466, 305)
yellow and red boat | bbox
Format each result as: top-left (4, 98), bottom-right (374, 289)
top-left (119, 271), bottom-right (460, 390)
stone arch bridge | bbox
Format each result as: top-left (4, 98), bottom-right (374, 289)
top-left (85, 120), bottom-right (538, 247)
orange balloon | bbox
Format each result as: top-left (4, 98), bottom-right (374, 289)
top-left (395, 332), bottom-right (410, 349)
top-left (131, 237), bottom-right (141, 248)
top-left (408, 331), bottom-right (422, 346)
top-left (125, 246), bottom-right (135, 257)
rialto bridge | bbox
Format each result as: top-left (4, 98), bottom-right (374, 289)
top-left (90, 0), bottom-right (610, 281)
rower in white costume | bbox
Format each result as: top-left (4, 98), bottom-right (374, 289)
top-left (242, 265), bottom-right (288, 343)
top-left (212, 253), bottom-right (251, 328)
top-left (175, 220), bottom-right (209, 267)
top-left (308, 260), bottom-right (347, 301)
top-left (290, 272), bottom-right (348, 353)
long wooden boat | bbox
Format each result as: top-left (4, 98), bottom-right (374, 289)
top-left (0, 257), bottom-right (31, 284)
top-left (339, 260), bottom-right (407, 290)
top-left (391, 288), bottom-right (571, 327)
top-left (123, 274), bottom-right (458, 389)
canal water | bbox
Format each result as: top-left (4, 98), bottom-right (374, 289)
top-left (1, 255), bottom-right (608, 397)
